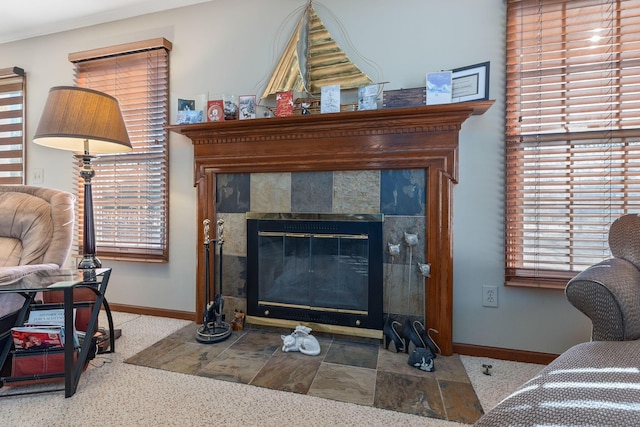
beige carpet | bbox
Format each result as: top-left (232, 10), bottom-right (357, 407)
top-left (0, 312), bottom-right (543, 426)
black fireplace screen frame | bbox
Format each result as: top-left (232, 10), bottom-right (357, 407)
top-left (246, 213), bottom-right (383, 331)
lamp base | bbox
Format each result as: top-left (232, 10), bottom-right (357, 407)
top-left (78, 254), bottom-right (102, 270)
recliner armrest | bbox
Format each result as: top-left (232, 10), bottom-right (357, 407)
top-left (566, 258), bottom-right (640, 341)
top-left (0, 264), bottom-right (60, 318)
top-left (0, 263), bottom-right (59, 284)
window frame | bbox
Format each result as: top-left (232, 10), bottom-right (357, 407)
top-left (505, 0), bottom-right (640, 288)
top-left (69, 38), bottom-right (172, 263)
top-left (0, 67), bottom-right (26, 185)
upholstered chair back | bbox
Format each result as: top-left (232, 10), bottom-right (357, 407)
top-left (566, 213), bottom-right (640, 341)
top-left (608, 213), bottom-right (640, 270)
top-left (0, 186), bottom-right (74, 269)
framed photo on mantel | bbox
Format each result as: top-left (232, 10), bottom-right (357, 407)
top-left (451, 61), bottom-right (490, 103)
top-left (238, 95), bottom-right (256, 120)
top-left (207, 100), bottom-right (224, 122)
top-left (426, 71), bottom-right (452, 105)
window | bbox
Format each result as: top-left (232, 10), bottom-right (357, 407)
top-left (69, 38), bottom-right (172, 262)
top-left (0, 67), bottom-right (25, 185)
top-left (505, 0), bottom-right (640, 288)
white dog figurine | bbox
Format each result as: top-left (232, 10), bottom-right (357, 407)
top-left (281, 325), bottom-right (321, 356)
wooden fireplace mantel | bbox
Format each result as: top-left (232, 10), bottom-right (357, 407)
top-left (169, 100), bottom-right (493, 356)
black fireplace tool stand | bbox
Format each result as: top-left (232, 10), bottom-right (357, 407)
top-left (196, 219), bottom-right (231, 344)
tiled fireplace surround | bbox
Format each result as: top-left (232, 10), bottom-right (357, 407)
top-left (169, 100), bottom-right (493, 355)
top-left (215, 170), bottom-right (428, 329)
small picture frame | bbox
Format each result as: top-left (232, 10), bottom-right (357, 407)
top-left (238, 95), bottom-right (256, 120)
top-left (207, 100), bottom-right (224, 122)
top-left (173, 93), bottom-right (206, 124)
top-left (451, 61), bottom-right (490, 103)
top-left (320, 84), bottom-right (340, 113)
top-left (276, 91), bottom-right (294, 117)
top-left (176, 98), bottom-right (204, 124)
top-left (426, 71), bottom-right (452, 106)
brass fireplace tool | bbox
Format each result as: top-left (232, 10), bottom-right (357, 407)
top-left (196, 219), bottom-right (232, 343)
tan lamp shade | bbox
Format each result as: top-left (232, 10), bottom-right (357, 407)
top-left (33, 86), bottom-right (132, 154)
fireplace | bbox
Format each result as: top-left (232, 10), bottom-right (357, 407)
top-left (246, 213), bottom-right (383, 333)
top-left (168, 100), bottom-right (494, 355)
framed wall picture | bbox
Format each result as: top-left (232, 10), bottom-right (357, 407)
top-left (451, 61), bottom-right (490, 103)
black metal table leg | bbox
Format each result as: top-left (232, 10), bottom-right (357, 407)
top-left (101, 298), bottom-right (116, 353)
top-left (63, 285), bottom-right (75, 397)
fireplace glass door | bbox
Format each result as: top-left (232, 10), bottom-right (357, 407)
top-left (246, 213), bottom-right (383, 331)
top-left (258, 232), bottom-right (369, 313)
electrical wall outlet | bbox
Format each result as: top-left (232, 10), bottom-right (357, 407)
top-left (482, 285), bottom-right (498, 307)
top-left (32, 168), bottom-right (44, 184)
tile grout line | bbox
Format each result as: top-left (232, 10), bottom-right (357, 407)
top-left (306, 338), bottom-right (334, 394)
top-left (244, 329), bottom-right (281, 386)
top-left (435, 377), bottom-right (450, 421)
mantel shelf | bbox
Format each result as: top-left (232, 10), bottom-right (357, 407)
top-left (174, 100), bottom-right (494, 356)
top-left (168, 100), bottom-right (494, 143)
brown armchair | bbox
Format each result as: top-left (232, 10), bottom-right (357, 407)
top-left (0, 185), bottom-right (74, 326)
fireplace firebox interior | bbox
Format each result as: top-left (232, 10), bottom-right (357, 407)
top-left (246, 213), bottom-right (383, 332)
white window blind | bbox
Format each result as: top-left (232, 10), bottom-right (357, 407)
top-left (506, 0), bottom-right (640, 288)
top-left (0, 67), bottom-right (25, 185)
top-left (70, 38), bottom-right (172, 262)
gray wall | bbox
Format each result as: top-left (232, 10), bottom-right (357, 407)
top-left (0, 0), bottom-right (592, 354)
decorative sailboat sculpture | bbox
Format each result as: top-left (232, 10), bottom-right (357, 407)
top-left (261, 1), bottom-right (374, 99)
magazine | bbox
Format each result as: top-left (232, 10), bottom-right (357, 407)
top-left (27, 308), bottom-right (72, 325)
top-left (11, 309), bottom-right (79, 350)
top-left (12, 326), bottom-right (64, 350)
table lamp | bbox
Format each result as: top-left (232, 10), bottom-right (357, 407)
top-left (33, 86), bottom-right (132, 270)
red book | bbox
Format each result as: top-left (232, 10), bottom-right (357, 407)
top-left (207, 100), bottom-right (224, 122)
top-left (276, 91), bottom-right (294, 117)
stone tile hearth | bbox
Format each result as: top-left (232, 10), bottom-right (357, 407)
top-left (125, 323), bottom-right (484, 424)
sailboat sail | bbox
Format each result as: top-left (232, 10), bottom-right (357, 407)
top-left (261, 3), bottom-right (373, 99)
